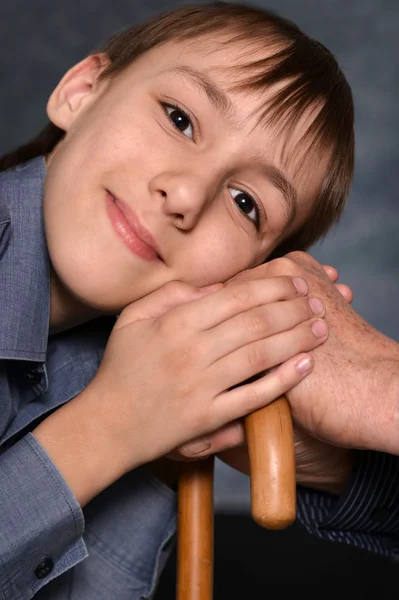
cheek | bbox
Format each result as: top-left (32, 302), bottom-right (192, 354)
top-left (177, 230), bottom-right (255, 286)
top-left (64, 96), bottom-right (164, 178)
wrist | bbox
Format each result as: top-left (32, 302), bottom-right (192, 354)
top-left (32, 386), bottom-right (128, 507)
top-left (363, 349), bottom-right (399, 455)
top-left (298, 448), bottom-right (354, 497)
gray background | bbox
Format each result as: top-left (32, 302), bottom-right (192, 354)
top-left (1, 0), bottom-right (398, 512)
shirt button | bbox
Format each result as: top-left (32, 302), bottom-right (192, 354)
top-left (34, 557), bottom-right (54, 579)
top-left (26, 367), bottom-right (43, 384)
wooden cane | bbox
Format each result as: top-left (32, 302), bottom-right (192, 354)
top-left (177, 395), bottom-right (296, 599)
top-left (177, 455), bottom-right (215, 600)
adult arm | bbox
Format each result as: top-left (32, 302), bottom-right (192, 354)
top-left (297, 449), bottom-right (399, 557)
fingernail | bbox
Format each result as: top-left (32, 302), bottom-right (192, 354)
top-left (181, 437), bottom-right (211, 456)
top-left (295, 354), bottom-right (313, 373)
top-left (308, 297), bottom-right (324, 314)
top-left (292, 277), bottom-right (307, 294)
top-left (311, 319), bottom-right (328, 338)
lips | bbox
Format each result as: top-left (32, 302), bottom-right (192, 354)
top-left (106, 191), bottom-right (163, 262)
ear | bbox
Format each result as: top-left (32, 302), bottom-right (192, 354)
top-left (46, 53), bottom-right (110, 131)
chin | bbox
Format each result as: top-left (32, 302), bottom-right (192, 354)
top-left (52, 263), bottom-right (132, 316)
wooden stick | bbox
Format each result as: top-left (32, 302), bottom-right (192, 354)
top-left (177, 394), bottom-right (295, 599)
top-left (177, 456), bottom-right (215, 600)
top-left (244, 395), bottom-right (296, 529)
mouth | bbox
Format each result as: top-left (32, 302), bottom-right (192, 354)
top-left (106, 191), bottom-right (164, 263)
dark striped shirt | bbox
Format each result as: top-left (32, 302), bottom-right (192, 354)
top-left (297, 450), bottom-right (399, 557)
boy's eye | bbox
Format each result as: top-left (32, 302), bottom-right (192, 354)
top-left (164, 104), bottom-right (194, 140)
top-left (229, 187), bottom-right (260, 228)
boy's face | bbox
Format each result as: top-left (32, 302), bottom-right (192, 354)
top-left (44, 38), bottom-right (327, 313)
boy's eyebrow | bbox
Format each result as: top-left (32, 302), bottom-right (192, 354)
top-left (162, 65), bottom-right (298, 222)
top-left (257, 162), bottom-right (298, 224)
top-left (162, 65), bottom-right (237, 123)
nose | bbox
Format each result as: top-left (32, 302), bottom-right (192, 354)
top-left (149, 172), bottom-right (212, 230)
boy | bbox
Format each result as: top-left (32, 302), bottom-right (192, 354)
top-left (0, 3), bottom-right (353, 598)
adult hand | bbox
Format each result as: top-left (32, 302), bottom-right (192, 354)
top-left (239, 251), bottom-right (399, 455)
top-left (214, 423), bottom-right (353, 496)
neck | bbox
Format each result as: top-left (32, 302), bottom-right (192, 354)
top-left (49, 267), bottom-right (102, 335)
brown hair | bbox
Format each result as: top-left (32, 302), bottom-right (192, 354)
top-left (0, 1), bottom-right (354, 256)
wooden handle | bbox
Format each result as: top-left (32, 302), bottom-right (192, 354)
top-left (176, 394), bottom-right (295, 599)
top-left (244, 395), bottom-right (296, 529)
top-left (177, 456), bottom-right (215, 600)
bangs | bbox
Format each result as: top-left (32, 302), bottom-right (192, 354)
top-left (222, 34), bottom-right (353, 186)
top-left (202, 24), bottom-right (355, 254)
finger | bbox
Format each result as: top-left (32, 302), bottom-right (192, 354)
top-left (335, 283), bottom-right (353, 303)
top-left (211, 352), bottom-right (315, 430)
top-left (226, 259), bottom-right (293, 283)
top-left (322, 265), bottom-right (338, 281)
top-left (204, 295), bottom-right (324, 361)
top-left (167, 276), bottom-right (309, 332)
top-left (176, 421), bottom-right (246, 459)
top-left (117, 281), bottom-right (223, 326)
top-left (210, 318), bottom-right (327, 394)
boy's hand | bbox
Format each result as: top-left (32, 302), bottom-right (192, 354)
top-left (34, 274), bottom-right (327, 506)
top-left (172, 253), bottom-right (350, 461)
top-left (79, 273), bottom-right (328, 477)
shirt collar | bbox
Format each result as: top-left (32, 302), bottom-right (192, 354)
top-left (0, 156), bottom-right (50, 362)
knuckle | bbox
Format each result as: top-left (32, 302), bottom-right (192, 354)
top-left (246, 342), bottom-right (267, 370)
top-left (242, 310), bottom-right (270, 335)
top-left (274, 366), bottom-right (287, 387)
top-left (286, 251), bottom-right (321, 275)
top-left (285, 250), bottom-right (308, 262)
top-left (246, 385), bottom-right (260, 407)
top-left (268, 256), bottom-right (298, 276)
top-left (156, 305), bottom-right (192, 335)
top-left (229, 282), bottom-right (255, 306)
top-left (161, 280), bottom-right (191, 301)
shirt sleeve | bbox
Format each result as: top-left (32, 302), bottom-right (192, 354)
top-left (296, 450), bottom-right (399, 558)
top-left (0, 432), bottom-right (88, 600)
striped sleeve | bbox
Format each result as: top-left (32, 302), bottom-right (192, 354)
top-left (296, 450), bottom-right (399, 558)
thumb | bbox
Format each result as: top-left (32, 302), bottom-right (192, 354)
top-left (169, 420), bottom-right (246, 461)
top-left (117, 281), bottom-right (223, 326)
